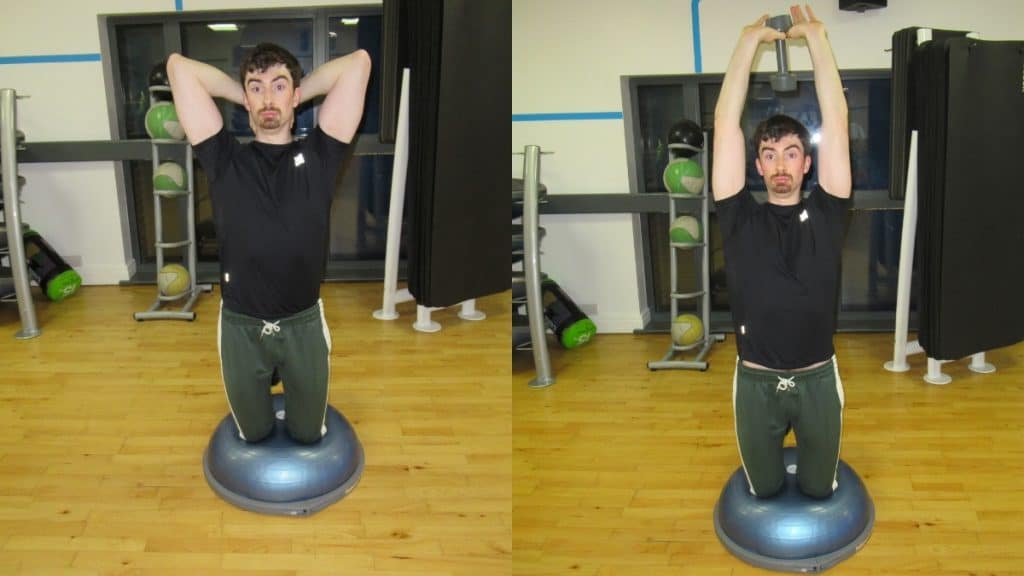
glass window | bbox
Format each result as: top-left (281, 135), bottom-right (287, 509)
top-left (181, 19), bottom-right (316, 138)
top-left (636, 84), bottom-right (686, 193)
top-left (699, 78), bottom-right (891, 194)
top-left (632, 74), bottom-right (906, 326)
top-left (109, 9), bottom-right (392, 272)
top-left (116, 24), bottom-right (166, 139)
top-left (325, 13), bottom-right (396, 262)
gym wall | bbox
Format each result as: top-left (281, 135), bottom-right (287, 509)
top-left (512, 0), bottom-right (1024, 333)
top-left (0, 0), bottom-right (375, 286)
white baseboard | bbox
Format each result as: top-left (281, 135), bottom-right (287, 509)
top-left (77, 264), bottom-right (131, 286)
top-left (591, 312), bottom-right (646, 334)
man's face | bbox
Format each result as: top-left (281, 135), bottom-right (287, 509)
top-left (755, 133), bottom-right (811, 205)
top-left (243, 63), bottom-right (300, 138)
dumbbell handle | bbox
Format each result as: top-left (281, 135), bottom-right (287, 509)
top-left (766, 14), bottom-right (792, 74)
top-left (774, 39), bottom-right (790, 75)
top-left (766, 14), bottom-right (796, 92)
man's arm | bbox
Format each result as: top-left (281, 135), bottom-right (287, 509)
top-left (299, 49), bottom-right (372, 144)
top-left (712, 16), bottom-right (786, 201)
top-left (165, 53), bottom-right (245, 145)
top-left (788, 4), bottom-right (851, 198)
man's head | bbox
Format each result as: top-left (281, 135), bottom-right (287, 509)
top-left (239, 43), bottom-right (304, 141)
top-left (752, 115), bottom-right (812, 205)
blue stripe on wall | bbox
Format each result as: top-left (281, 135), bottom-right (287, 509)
top-left (176, 0), bottom-right (183, 11)
top-left (512, 112), bottom-right (623, 122)
top-left (0, 54), bottom-right (101, 65)
top-left (692, 0), bottom-right (703, 73)
top-left (513, 2), bottom-right (702, 123)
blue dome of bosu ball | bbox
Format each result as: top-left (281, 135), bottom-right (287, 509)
top-left (203, 395), bottom-right (364, 516)
top-left (714, 447), bottom-right (874, 572)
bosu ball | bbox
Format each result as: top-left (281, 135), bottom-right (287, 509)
top-left (714, 447), bottom-right (874, 572)
top-left (203, 395), bottom-right (364, 516)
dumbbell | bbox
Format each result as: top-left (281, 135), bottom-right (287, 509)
top-left (767, 14), bottom-right (797, 93)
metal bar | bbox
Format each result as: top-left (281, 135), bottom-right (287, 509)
top-left (700, 135), bottom-right (712, 350)
top-left (373, 68), bottom-right (411, 321)
top-left (1, 88), bottom-right (40, 339)
top-left (884, 131), bottom-right (918, 373)
top-left (522, 145), bottom-right (554, 389)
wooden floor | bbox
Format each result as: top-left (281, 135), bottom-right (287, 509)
top-left (514, 331), bottom-right (1024, 575)
top-left (5, 286), bottom-right (1024, 575)
top-left (0, 283), bottom-right (510, 575)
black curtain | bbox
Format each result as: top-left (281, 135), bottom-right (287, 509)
top-left (384, 0), bottom-right (511, 308)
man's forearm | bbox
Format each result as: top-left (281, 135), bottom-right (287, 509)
top-left (299, 50), bottom-right (370, 104)
top-left (715, 39), bottom-right (760, 130)
top-left (167, 53), bottom-right (244, 105)
top-left (804, 31), bottom-right (847, 127)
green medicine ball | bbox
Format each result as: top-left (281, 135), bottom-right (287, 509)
top-left (670, 214), bottom-right (702, 244)
top-left (145, 101), bottom-right (185, 140)
top-left (663, 158), bottom-right (704, 196)
top-left (153, 162), bottom-right (186, 191)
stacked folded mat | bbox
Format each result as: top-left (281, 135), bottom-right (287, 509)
top-left (895, 28), bottom-right (1024, 359)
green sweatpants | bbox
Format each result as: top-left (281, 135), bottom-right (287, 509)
top-left (218, 299), bottom-right (332, 444)
top-left (732, 356), bottom-right (844, 499)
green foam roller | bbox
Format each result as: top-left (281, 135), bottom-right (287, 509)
top-left (560, 317), bottom-right (597, 349)
top-left (46, 269), bottom-right (82, 302)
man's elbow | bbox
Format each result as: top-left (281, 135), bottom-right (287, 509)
top-left (166, 53), bottom-right (185, 81)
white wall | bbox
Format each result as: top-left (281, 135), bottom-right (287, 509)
top-left (512, 0), bottom-right (1024, 332)
top-left (0, 0), bottom-right (376, 285)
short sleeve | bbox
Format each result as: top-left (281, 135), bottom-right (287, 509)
top-left (714, 188), bottom-right (758, 242)
top-left (303, 125), bottom-right (350, 173)
top-left (192, 127), bottom-right (239, 184)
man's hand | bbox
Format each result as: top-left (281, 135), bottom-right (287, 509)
top-left (787, 4), bottom-right (826, 41)
top-left (742, 14), bottom-right (788, 46)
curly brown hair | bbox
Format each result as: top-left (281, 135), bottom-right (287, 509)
top-left (239, 43), bottom-right (304, 86)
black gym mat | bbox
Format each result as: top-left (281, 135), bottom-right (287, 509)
top-left (916, 37), bottom-right (1024, 359)
top-left (402, 0), bottom-right (511, 308)
top-left (889, 27), bottom-right (971, 201)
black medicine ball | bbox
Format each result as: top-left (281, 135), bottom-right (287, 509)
top-left (149, 59), bottom-right (173, 102)
top-left (667, 119), bottom-right (704, 156)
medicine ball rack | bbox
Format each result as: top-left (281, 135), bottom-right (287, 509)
top-left (133, 86), bottom-right (211, 321)
top-left (648, 134), bottom-right (723, 371)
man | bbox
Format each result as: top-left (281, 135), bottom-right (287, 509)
top-left (167, 43), bottom-right (371, 444)
top-left (712, 5), bottom-right (851, 498)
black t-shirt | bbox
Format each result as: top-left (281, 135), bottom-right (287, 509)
top-left (193, 126), bottom-right (349, 319)
top-left (715, 184), bottom-right (851, 369)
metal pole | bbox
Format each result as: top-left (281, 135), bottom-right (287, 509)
top-left (1, 88), bottom-right (40, 339)
top-left (373, 68), bottom-right (411, 321)
top-left (523, 145), bottom-right (554, 388)
top-left (884, 131), bottom-right (918, 373)
top-left (186, 143), bottom-right (197, 293)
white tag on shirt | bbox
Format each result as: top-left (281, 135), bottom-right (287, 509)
top-left (799, 209), bottom-right (809, 222)
top-left (224, 272), bottom-right (230, 283)
top-left (294, 153), bottom-right (305, 167)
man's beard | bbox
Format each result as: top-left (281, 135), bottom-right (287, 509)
top-left (770, 173), bottom-right (795, 195)
top-left (257, 108), bottom-right (283, 130)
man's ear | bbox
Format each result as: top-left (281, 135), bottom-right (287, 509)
top-left (803, 154), bottom-right (811, 174)
top-left (293, 86), bottom-right (301, 108)
top-left (755, 158), bottom-right (764, 176)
